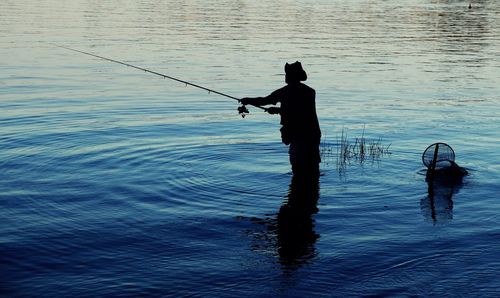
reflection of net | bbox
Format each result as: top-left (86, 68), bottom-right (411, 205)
top-left (422, 143), bottom-right (455, 168)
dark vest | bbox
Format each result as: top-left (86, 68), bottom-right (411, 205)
top-left (277, 83), bottom-right (321, 144)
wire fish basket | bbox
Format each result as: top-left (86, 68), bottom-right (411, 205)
top-left (422, 142), bottom-right (455, 169)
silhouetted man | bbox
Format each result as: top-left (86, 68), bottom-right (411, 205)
top-left (241, 61), bottom-right (321, 176)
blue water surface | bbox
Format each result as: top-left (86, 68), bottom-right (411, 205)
top-left (1, 0), bottom-right (500, 296)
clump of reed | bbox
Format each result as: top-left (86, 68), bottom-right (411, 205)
top-left (320, 127), bottom-right (391, 173)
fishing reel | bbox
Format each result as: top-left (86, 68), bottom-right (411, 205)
top-left (237, 105), bottom-right (250, 118)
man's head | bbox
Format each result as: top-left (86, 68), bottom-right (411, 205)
top-left (285, 61), bottom-right (307, 84)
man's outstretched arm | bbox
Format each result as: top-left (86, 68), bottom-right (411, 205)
top-left (240, 89), bottom-right (280, 107)
top-left (240, 96), bottom-right (276, 106)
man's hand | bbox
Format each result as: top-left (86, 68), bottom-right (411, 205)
top-left (240, 97), bottom-right (252, 105)
top-left (266, 107), bottom-right (280, 115)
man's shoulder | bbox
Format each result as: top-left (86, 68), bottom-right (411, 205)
top-left (282, 83), bottom-right (315, 91)
top-left (298, 83), bottom-right (315, 96)
top-left (276, 83), bottom-right (315, 98)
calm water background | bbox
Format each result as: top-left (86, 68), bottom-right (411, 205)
top-left (1, 0), bottom-right (499, 296)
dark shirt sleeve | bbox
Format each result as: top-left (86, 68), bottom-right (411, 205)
top-left (266, 87), bottom-right (283, 105)
top-left (245, 87), bottom-right (283, 106)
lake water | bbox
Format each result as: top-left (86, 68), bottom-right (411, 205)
top-left (1, 0), bottom-right (499, 296)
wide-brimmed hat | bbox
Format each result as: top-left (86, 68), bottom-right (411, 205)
top-left (285, 61), bottom-right (307, 81)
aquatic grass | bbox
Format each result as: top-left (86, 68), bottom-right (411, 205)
top-left (320, 126), bottom-right (391, 174)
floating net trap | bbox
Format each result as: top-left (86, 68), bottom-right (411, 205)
top-left (422, 142), bottom-right (455, 169)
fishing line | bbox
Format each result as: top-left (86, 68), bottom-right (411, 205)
top-left (50, 43), bottom-right (266, 115)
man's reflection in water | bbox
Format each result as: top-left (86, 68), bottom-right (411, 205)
top-left (247, 173), bottom-right (320, 271)
top-left (276, 173), bottom-right (320, 268)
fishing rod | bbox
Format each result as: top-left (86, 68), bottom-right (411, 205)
top-left (50, 43), bottom-right (265, 116)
